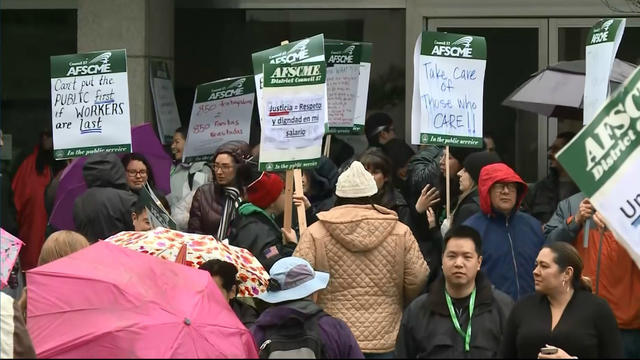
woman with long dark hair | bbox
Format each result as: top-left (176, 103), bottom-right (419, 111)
top-left (500, 242), bottom-right (623, 358)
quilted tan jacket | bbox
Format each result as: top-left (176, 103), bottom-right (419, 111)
top-left (293, 204), bottom-right (429, 353)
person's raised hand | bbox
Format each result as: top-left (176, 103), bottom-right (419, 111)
top-left (575, 198), bottom-right (594, 226)
top-left (293, 194), bottom-right (311, 210)
top-left (416, 184), bottom-right (441, 214)
top-left (427, 207), bottom-right (437, 230)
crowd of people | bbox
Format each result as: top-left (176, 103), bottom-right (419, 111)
top-left (2, 111), bottom-right (639, 359)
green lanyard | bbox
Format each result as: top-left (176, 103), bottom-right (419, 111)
top-left (445, 288), bottom-right (476, 352)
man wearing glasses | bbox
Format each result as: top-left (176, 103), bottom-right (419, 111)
top-left (463, 163), bottom-right (545, 300)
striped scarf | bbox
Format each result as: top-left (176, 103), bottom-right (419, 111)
top-left (217, 186), bottom-right (240, 240)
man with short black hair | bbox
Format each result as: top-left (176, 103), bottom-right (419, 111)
top-left (395, 225), bottom-right (513, 358)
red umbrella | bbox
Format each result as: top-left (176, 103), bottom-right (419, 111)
top-left (49, 123), bottom-right (172, 230)
top-left (27, 241), bottom-right (258, 358)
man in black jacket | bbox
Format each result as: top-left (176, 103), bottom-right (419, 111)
top-left (73, 153), bottom-right (137, 243)
top-left (395, 226), bottom-right (513, 358)
top-left (228, 171), bottom-right (296, 272)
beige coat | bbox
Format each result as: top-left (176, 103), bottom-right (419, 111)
top-left (293, 204), bottom-right (429, 353)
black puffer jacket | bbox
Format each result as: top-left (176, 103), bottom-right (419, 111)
top-left (228, 202), bottom-right (295, 272)
top-left (395, 272), bottom-right (514, 359)
top-left (73, 153), bottom-right (138, 243)
top-left (522, 169), bottom-right (580, 224)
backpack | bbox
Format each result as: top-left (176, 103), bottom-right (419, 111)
top-left (258, 310), bottom-right (327, 359)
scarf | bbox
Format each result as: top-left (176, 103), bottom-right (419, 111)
top-left (217, 186), bottom-right (240, 240)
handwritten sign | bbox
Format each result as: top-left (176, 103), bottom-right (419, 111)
top-left (50, 49), bottom-right (131, 159)
top-left (325, 40), bottom-right (372, 134)
top-left (411, 32), bottom-right (486, 147)
top-left (182, 76), bottom-right (254, 163)
top-left (259, 61), bottom-right (327, 171)
top-left (584, 18), bottom-right (625, 125)
top-left (149, 59), bottom-right (181, 144)
top-left (557, 65), bottom-right (640, 268)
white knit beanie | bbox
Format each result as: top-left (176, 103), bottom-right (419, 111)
top-left (335, 161), bottom-right (379, 198)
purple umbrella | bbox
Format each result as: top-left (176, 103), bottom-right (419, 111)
top-left (49, 124), bottom-right (172, 230)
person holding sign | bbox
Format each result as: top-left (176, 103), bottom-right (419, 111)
top-left (544, 193), bottom-right (640, 358)
top-left (121, 153), bottom-right (170, 210)
top-left (500, 242), bottom-right (623, 358)
top-left (189, 141), bottom-right (253, 240)
top-left (463, 163), bottom-right (544, 300)
top-left (227, 171), bottom-right (296, 272)
top-left (395, 226), bottom-right (513, 358)
top-left (167, 127), bottom-right (212, 231)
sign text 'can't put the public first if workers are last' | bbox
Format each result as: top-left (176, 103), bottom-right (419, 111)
top-left (50, 49), bottom-right (132, 159)
top-left (411, 31), bottom-right (486, 148)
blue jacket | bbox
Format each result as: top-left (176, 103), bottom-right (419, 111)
top-left (463, 163), bottom-right (545, 300)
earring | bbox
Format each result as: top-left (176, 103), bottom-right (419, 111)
top-left (562, 279), bottom-right (566, 290)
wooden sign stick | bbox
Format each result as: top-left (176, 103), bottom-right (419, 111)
top-left (323, 134), bottom-right (332, 157)
top-left (293, 169), bottom-right (307, 235)
top-left (445, 146), bottom-right (451, 223)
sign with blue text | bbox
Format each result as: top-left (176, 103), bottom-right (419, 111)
top-left (50, 49), bottom-right (131, 159)
top-left (411, 32), bottom-right (486, 147)
top-left (557, 65), bottom-right (640, 268)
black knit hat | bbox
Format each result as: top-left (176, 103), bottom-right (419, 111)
top-left (448, 147), bottom-right (478, 165)
top-left (364, 112), bottom-right (393, 142)
top-left (463, 151), bottom-right (502, 184)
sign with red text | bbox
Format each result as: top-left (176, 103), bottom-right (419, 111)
top-left (182, 76), bottom-right (254, 163)
top-left (50, 49), bottom-right (131, 159)
top-left (325, 40), bottom-right (372, 134)
top-left (411, 32), bottom-right (486, 147)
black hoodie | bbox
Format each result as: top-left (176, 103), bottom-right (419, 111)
top-left (73, 153), bottom-right (138, 243)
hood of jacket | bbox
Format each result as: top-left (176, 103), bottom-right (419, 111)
top-left (478, 163), bottom-right (528, 216)
top-left (316, 204), bottom-right (398, 252)
top-left (82, 153), bottom-right (129, 190)
top-left (253, 299), bottom-right (322, 328)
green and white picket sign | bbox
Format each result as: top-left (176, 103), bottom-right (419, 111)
top-left (182, 75), bottom-right (255, 163)
top-left (325, 40), bottom-right (372, 135)
top-left (50, 49), bottom-right (131, 159)
top-left (556, 65), bottom-right (640, 268)
top-left (410, 31), bottom-right (486, 147)
top-left (252, 34), bottom-right (326, 123)
top-left (140, 183), bottom-right (176, 230)
top-left (149, 59), bottom-right (181, 144)
top-left (259, 61), bottom-right (327, 171)
top-left (584, 18), bottom-right (626, 125)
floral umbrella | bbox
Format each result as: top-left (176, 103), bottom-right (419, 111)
top-left (105, 228), bottom-right (268, 297)
top-left (1, 228), bottom-right (24, 289)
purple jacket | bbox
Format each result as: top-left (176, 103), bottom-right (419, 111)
top-left (250, 300), bottom-right (364, 359)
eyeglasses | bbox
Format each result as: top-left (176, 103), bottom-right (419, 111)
top-left (213, 164), bottom-right (234, 172)
top-left (492, 182), bottom-right (517, 192)
top-left (127, 169), bottom-right (147, 177)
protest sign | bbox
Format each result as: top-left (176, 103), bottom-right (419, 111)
top-left (149, 59), bottom-right (181, 144)
top-left (259, 61), bottom-right (327, 171)
top-left (325, 40), bottom-right (372, 134)
top-left (252, 34), bottom-right (326, 123)
top-left (557, 66), bottom-right (640, 268)
top-left (411, 32), bottom-right (486, 147)
top-left (584, 18), bottom-right (625, 125)
top-left (182, 76), bottom-right (254, 163)
top-left (140, 183), bottom-right (176, 230)
top-left (50, 49), bottom-right (131, 159)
